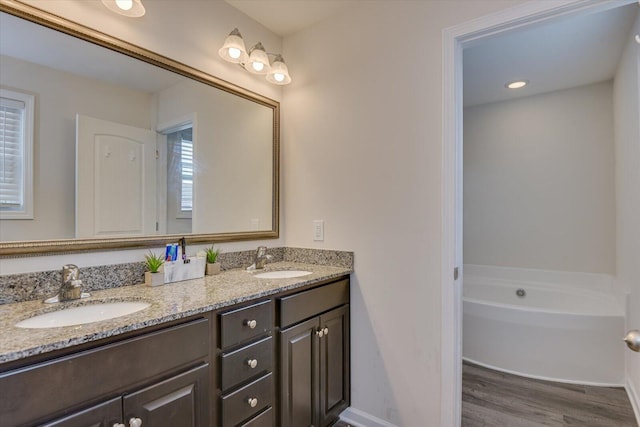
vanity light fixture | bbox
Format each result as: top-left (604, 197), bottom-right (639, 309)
top-left (219, 28), bottom-right (292, 85)
top-left (101, 0), bottom-right (146, 17)
top-left (505, 80), bottom-right (528, 89)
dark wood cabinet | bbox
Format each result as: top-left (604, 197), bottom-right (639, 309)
top-left (1, 275), bottom-right (350, 427)
top-left (280, 317), bottom-right (319, 427)
top-left (318, 305), bottom-right (350, 426)
top-left (218, 300), bottom-right (275, 427)
top-left (123, 363), bottom-right (210, 427)
top-left (43, 364), bottom-right (210, 427)
top-left (0, 318), bottom-right (211, 427)
top-left (40, 397), bottom-right (122, 427)
top-left (278, 280), bottom-right (350, 427)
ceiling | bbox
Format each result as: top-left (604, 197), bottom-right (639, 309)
top-left (225, 1), bottom-right (638, 106)
top-left (463, 3), bottom-right (638, 107)
top-left (224, 0), bottom-right (356, 37)
top-left (0, 12), bottom-right (183, 93)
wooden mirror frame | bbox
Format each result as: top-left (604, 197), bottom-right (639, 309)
top-left (0, 0), bottom-right (279, 257)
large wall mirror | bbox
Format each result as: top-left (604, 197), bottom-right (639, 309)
top-left (0, 1), bottom-right (279, 256)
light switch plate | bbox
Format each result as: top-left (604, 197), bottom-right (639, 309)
top-left (313, 220), bottom-right (324, 241)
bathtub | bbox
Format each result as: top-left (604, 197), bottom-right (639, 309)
top-left (463, 265), bottom-right (627, 386)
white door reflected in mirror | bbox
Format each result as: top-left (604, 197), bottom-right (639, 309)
top-left (76, 115), bottom-right (156, 238)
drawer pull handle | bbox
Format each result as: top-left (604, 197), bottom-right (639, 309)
top-left (113, 424), bottom-right (126, 427)
top-left (129, 418), bottom-right (143, 427)
top-left (323, 327), bottom-right (329, 335)
top-left (247, 358), bottom-right (258, 369)
top-left (316, 329), bottom-right (324, 338)
top-left (247, 397), bottom-right (258, 408)
top-left (245, 319), bottom-right (257, 329)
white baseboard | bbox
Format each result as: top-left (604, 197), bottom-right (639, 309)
top-left (626, 378), bottom-right (640, 426)
top-left (340, 407), bottom-right (398, 427)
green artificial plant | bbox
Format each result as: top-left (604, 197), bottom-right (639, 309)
top-left (205, 245), bottom-right (220, 264)
top-left (144, 251), bottom-right (165, 273)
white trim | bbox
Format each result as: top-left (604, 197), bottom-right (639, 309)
top-left (626, 377), bottom-right (640, 425)
top-left (440, 21), bottom-right (462, 427)
top-left (157, 113), bottom-right (197, 230)
top-left (441, 0), bottom-right (637, 425)
top-left (340, 407), bottom-right (399, 427)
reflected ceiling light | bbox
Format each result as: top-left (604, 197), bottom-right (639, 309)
top-left (505, 80), bottom-right (528, 89)
top-left (101, 0), bottom-right (146, 17)
top-left (218, 28), bottom-right (292, 85)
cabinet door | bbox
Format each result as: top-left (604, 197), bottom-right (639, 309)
top-left (318, 305), bottom-right (350, 427)
top-left (279, 317), bottom-right (320, 427)
top-left (123, 364), bottom-right (210, 427)
top-left (40, 397), bottom-right (122, 427)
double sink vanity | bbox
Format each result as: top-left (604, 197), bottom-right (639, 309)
top-left (0, 2), bottom-right (351, 426)
top-left (0, 258), bottom-right (352, 427)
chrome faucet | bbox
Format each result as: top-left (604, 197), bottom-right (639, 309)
top-left (254, 246), bottom-right (272, 269)
top-left (44, 264), bottom-right (90, 303)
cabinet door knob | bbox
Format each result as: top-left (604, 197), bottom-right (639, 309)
top-left (247, 358), bottom-right (258, 369)
top-left (244, 319), bottom-right (257, 329)
top-left (247, 397), bottom-right (258, 408)
top-left (323, 327), bottom-right (329, 335)
top-left (129, 418), bottom-right (143, 427)
top-left (316, 329), bottom-right (324, 338)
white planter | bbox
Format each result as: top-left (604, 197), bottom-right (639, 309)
top-left (145, 271), bottom-right (164, 287)
top-left (206, 262), bottom-right (221, 275)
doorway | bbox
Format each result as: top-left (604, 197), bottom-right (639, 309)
top-left (441, 0), bottom-right (639, 425)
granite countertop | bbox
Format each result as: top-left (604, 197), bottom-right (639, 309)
top-left (0, 261), bottom-right (351, 365)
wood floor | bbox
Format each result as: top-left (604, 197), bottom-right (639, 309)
top-left (463, 361), bottom-right (638, 427)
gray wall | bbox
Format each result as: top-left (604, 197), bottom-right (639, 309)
top-left (464, 81), bottom-right (616, 274)
top-left (0, 55), bottom-right (152, 242)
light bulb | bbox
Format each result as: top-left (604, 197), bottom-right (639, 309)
top-left (228, 47), bottom-right (241, 59)
top-left (274, 73), bottom-right (285, 82)
top-left (505, 80), bottom-right (528, 89)
top-left (252, 62), bottom-right (265, 72)
top-left (115, 0), bottom-right (133, 10)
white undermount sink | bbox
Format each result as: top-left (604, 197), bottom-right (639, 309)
top-left (15, 301), bottom-right (151, 329)
top-left (253, 270), bottom-right (312, 279)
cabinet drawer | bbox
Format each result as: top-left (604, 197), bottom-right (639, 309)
top-left (221, 372), bottom-right (273, 427)
top-left (0, 318), bottom-right (210, 427)
top-left (221, 336), bottom-right (273, 390)
top-left (239, 406), bottom-right (273, 427)
top-left (279, 279), bottom-right (349, 328)
top-left (220, 300), bottom-right (273, 348)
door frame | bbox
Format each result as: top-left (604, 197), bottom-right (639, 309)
top-left (440, 0), bottom-right (637, 425)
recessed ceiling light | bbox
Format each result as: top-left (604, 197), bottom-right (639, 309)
top-left (505, 80), bottom-right (528, 89)
top-left (101, 0), bottom-right (146, 17)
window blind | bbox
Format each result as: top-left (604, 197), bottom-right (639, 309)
top-left (0, 96), bottom-right (25, 209)
top-left (180, 136), bottom-right (193, 212)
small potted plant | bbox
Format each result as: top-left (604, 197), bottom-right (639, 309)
top-left (144, 251), bottom-right (165, 286)
top-left (205, 245), bottom-right (221, 275)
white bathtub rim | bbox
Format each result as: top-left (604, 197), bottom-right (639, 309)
top-left (463, 297), bottom-right (623, 317)
top-left (463, 357), bottom-right (625, 388)
top-left (463, 278), bottom-right (624, 316)
top-left (464, 275), bottom-right (622, 300)
top-left (464, 264), bottom-right (628, 297)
